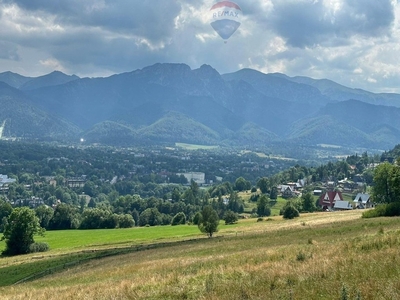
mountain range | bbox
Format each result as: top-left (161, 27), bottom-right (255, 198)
top-left (1, 63), bottom-right (400, 149)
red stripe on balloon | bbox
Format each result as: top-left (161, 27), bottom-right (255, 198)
top-left (210, 1), bottom-right (241, 11)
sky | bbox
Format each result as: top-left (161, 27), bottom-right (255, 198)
top-left (0, 0), bottom-right (399, 93)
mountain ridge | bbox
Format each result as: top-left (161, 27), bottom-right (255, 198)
top-left (0, 63), bottom-right (399, 149)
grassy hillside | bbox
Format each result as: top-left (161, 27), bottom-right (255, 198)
top-left (2, 211), bottom-right (400, 299)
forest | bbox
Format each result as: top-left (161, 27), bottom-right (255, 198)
top-left (0, 141), bottom-right (399, 233)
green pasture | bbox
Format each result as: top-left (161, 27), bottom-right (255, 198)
top-left (0, 225), bottom-right (205, 254)
top-left (243, 195), bottom-right (288, 216)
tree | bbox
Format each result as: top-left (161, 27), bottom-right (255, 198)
top-left (234, 177), bottom-right (251, 192)
top-left (257, 177), bottom-right (269, 194)
top-left (257, 194), bottom-right (271, 217)
top-left (139, 208), bottom-right (162, 226)
top-left (49, 203), bottom-right (80, 230)
top-left (302, 192), bottom-right (316, 212)
top-left (118, 214), bottom-right (135, 228)
top-left (224, 210), bottom-right (238, 225)
top-left (269, 187), bottom-right (278, 200)
top-left (282, 202), bottom-right (300, 219)
top-left (1, 207), bottom-right (45, 255)
top-left (171, 212), bottom-right (186, 226)
top-left (192, 212), bottom-right (201, 225)
top-left (373, 162), bottom-right (398, 204)
top-left (227, 192), bottom-right (244, 213)
top-left (0, 199), bottom-right (13, 233)
top-left (35, 205), bottom-right (54, 229)
top-left (198, 205), bottom-right (219, 237)
top-left (79, 208), bottom-right (120, 229)
top-left (171, 188), bottom-right (181, 202)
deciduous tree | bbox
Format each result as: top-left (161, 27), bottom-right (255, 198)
top-left (373, 162), bottom-right (398, 204)
top-left (198, 206), bottom-right (219, 237)
top-left (257, 194), bottom-right (271, 217)
top-left (257, 177), bottom-right (269, 194)
top-left (224, 210), bottom-right (238, 225)
top-left (1, 207), bottom-right (45, 256)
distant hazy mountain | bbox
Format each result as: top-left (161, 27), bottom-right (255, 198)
top-left (276, 73), bottom-right (400, 108)
top-left (0, 71), bottom-right (32, 89)
top-left (222, 68), bottom-right (331, 107)
top-left (1, 64), bottom-right (400, 149)
top-left (20, 71), bottom-right (80, 90)
top-left (0, 82), bottom-right (80, 140)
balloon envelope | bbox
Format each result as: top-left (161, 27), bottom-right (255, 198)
top-left (210, 1), bottom-right (242, 40)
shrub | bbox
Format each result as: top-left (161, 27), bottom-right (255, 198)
top-left (224, 210), bottom-right (238, 225)
top-left (29, 242), bottom-right (50, 253)
top-left (249, 194), bottom-right (260, 202)
top-left (362, 205), bottom-right (386, 218)
top-left (283, 204), bottom-right (300, 220)
top-left (296, 251), bottom-right (306, 262)
top-left (362, 203), bottom-right (400, 218)
top-left (384, 202), bottom-right (400, 216)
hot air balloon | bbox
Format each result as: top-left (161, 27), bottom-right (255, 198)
top-left (210, 1), bottom-right (242, 42)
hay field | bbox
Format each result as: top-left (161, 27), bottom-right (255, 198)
top-left (1, 210), bottom-right (400, 299)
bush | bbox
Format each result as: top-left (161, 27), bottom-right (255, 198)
top-left (296, 251), bottom-right (306, 261)
top-left (362, 205), bottom-right (387, 218)
top-left (224, 210), bottom-right (238, 225)
top-left (249, 194), bottom-right (260, 202)
top-left (384, 202), bottom-right (400, 216)
top-left (283, 205), bottom-right (300, 219)
top-left (362, 202), bottom-right (400, 218)
top-left (29, 242), bottom-right (50, 253)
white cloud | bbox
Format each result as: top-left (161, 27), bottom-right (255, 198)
top-left (0, 0), bottom-right (399, 93)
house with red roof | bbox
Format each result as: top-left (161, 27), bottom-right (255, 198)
top-left (319, 191), bottom-right (343, 211)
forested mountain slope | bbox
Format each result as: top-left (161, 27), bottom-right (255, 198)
top-left (0, 64), bottom-right (399, 149)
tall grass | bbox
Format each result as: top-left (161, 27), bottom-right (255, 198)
top-left (1, 211), bottom-right (400, 299)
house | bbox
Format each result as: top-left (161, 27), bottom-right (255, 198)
top-left (333, 201), bottom-right (353, 211)
top-left (176, 172), bottom-right (205, 185)
top-left (280, 185), bottom-right (296, 198)
top-left (353, 193), bottom-right (374, 209)
top-left (319, 191), bottom-right (343, 211)
top-left (297, 179), bottom-right (306, 189)
top-left (13, 196), bottom-right (44, 208)
top-left (67, 176), bottom-right (87, 188)
top-left (313, 190), bottom-right (323, 196)
top-left (0, 174), bottom-right (16, 187)
top-left (326, 181), bottom-right (336, 188)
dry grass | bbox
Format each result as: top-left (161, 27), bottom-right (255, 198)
top-left (1, 211), bottom-right (400, 299)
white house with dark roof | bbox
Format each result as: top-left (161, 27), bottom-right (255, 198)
top-left (353, 193), bottom-right (374, 209)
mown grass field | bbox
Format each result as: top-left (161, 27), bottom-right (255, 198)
top-left (1, 210), bottom-right (400, 299)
